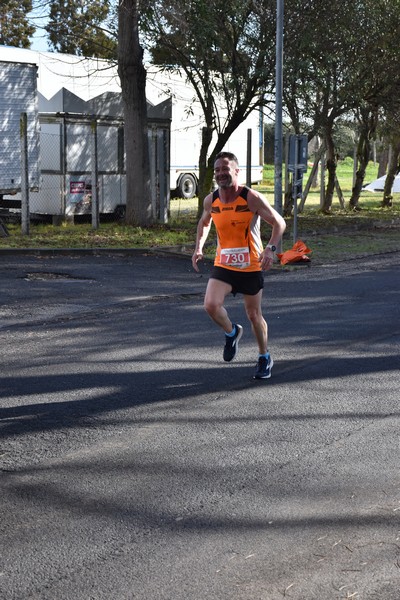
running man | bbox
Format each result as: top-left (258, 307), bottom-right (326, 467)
top-left (192, 151), bottom-right (286, 379)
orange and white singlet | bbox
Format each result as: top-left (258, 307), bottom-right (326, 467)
top-left (211, 186), bottom-right (263, 272)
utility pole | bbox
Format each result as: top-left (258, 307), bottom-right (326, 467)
top-left (274, 0), bottom-right (284, 247)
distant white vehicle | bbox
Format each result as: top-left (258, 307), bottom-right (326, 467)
top-left (145, 66), bottom-right (264, 198)
top-left (170, 118), bottom-right (263, 199)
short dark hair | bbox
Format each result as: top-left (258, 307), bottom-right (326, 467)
top-left (214, 151), bottom-right (239, 164)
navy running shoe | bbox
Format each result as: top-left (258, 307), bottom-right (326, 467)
top-left (254, 354), bottom-right (274, 379)
top-left (223, 324), bottom-right (243, 362)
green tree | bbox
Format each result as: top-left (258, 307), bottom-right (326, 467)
top-left (0, 0), bottom-right (35, 47)
top-left (46, 0), bottom-right (117, 58)
top-left (142, 0), bottom-right (277, 213)
top-left (349, 103), bottom-right (380, 210)
top-left (284, 0), bottom-right (367, 212)
top-left (284, 0), bottom-right (400, 213)
top-left (348, 0), bottom-right (400, 209)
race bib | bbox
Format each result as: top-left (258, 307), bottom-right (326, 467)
top-left (220, 246), bottom-right (250, 268)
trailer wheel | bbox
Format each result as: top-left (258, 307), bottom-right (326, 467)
top-left (177, 173), bottom-right (197, 199)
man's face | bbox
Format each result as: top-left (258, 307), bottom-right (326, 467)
top-left (214, 158), bottom-right (239, 189)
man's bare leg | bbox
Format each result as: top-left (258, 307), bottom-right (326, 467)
top-left (204, 278), bottom-right (244, 361)
top-left (204, 278), bottom-right (234, 333)
top-left (243, 290), bottom-right (268, 354)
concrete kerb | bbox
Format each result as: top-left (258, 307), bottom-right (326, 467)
top-left (0, 247), bottom-right (157, 257)
top-left (0, 244), bottom-right (398, 268)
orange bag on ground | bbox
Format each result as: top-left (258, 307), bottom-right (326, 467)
top-left (277, 240), bottom-right (312, 265)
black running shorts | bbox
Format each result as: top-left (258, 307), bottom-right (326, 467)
top-left (210, 266), bottom-right (264, 296)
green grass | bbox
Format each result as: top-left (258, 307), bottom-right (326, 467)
top-left (0, 159), bottom-right (398, 267)
top-left (0, 220), bottom-right (197, 249)
top-left (296, 230), bottom-right (399, 265)
top-left (172, 158), bottom-right (392, 215)
top-left (261, 157), bottom-right (383, 209)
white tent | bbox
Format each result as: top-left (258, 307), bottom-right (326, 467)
top-left (363, 174), bottom-right (400, 193)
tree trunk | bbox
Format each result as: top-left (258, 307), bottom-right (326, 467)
top-left (197, 126), bottom-right (214, 216)
top-left (118, 0), bottom-right (152, 226)
top-left (349, 131), bottom-right (371, 210)
top-left (349, 105), bottom-right (378, 210)
top-left (311, 138), bottom-right (321, 188)
top-left (322, 128), bottom-right (337, 213)
top-left (378, 145), bottom-right (389, 178)
top-left (382, 139), bottom-right (400, 207)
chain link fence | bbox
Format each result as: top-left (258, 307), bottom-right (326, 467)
top-left (1, 112), bottom-right (171, 226)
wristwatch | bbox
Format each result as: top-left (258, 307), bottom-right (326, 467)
top-left (266, 244), bottom-right (277, 252)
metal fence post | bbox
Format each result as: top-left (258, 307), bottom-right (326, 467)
top-left (62, 116), bottom-right (68, 219)
top-left (246, 129), bottom-right (252, 188)
top-left (91, 118), bottom-right (99, 230)
top-left (158, 129), bottom-right (168, 224)
top-left (20, 112), bottom-right (30, 236)
top-left (284, 131), bottom-right (290, 199)
top-left (320, 152), bottom-right (326, 208)
top-left (292, 135), bottom-right (299, 243)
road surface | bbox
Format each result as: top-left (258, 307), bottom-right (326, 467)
top-left (1, 250), bottom-right (399, 599)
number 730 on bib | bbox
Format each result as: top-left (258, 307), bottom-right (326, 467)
top-left (220, 246), bottom-right (250, 268)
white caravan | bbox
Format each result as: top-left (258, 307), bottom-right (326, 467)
top-left (0, 47), bottom-right (263, 217)
top-left (0, 60), bottom-right (40, 196)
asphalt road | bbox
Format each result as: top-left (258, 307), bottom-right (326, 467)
top-left (1, 250), bottom-right (399, 600)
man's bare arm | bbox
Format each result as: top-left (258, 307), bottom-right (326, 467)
top-left (192, 195), bottom-right (213, 272)
top-left (248, 190), bottom-right (286, 270)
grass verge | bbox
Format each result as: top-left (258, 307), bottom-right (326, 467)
top-left (0, 159), bottom-right (398, 266)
